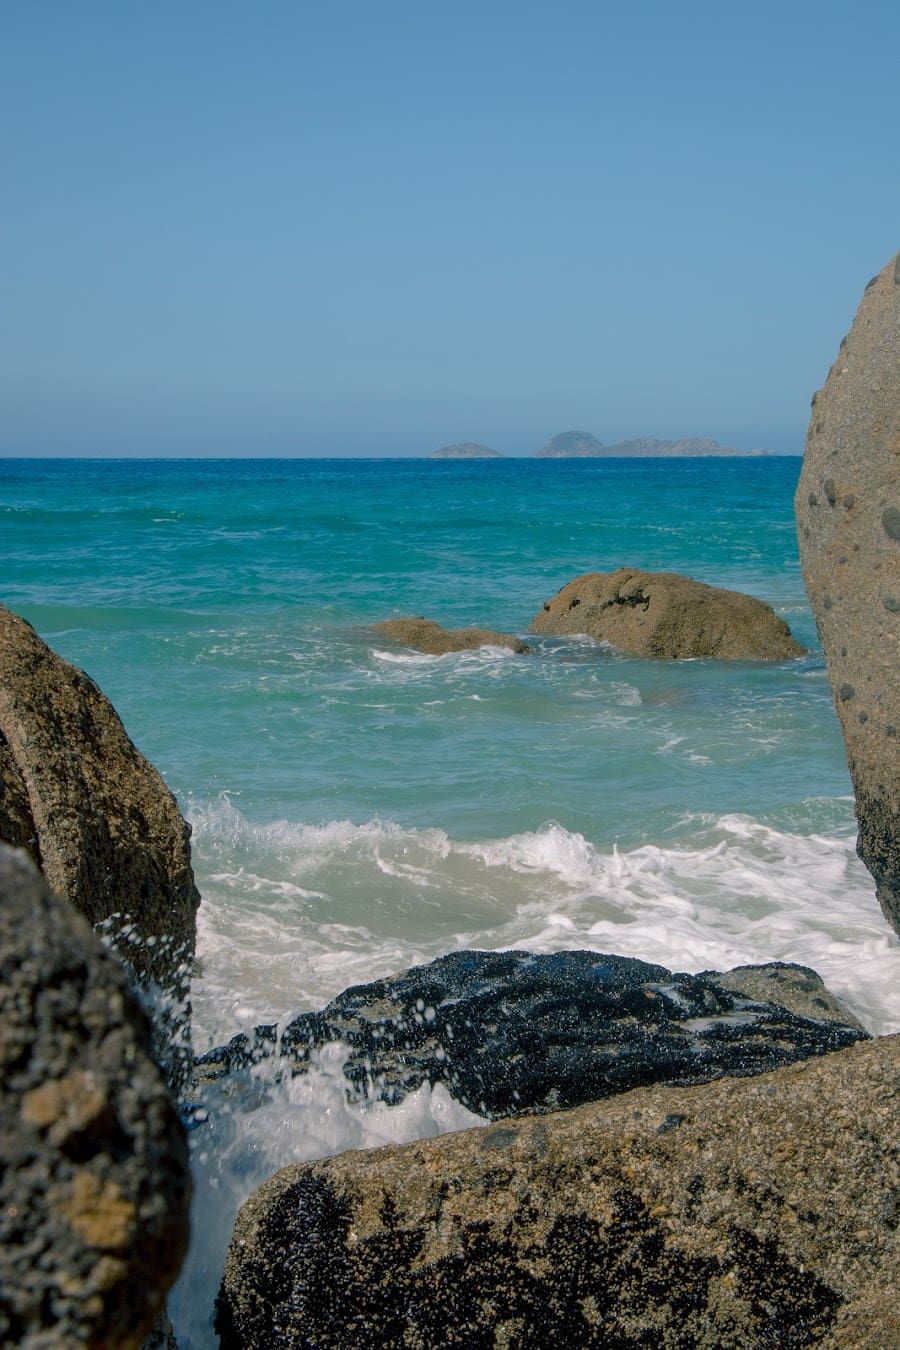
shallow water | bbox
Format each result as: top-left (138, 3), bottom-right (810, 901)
top-left (2, 455), bottom-right (897, 1346)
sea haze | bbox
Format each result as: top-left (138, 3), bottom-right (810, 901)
top-left (3, 455), bottom-right (898, 1347)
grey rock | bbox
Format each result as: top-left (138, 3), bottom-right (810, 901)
top-left (195, 950), bottom-right (866, 1120)
top-left (374, 616), bottom-right (531, 655)
top-left (529, 567), bottom-right (806, 659)
top-left (0, 845), bottom-right (191, 1349)
top-left (217, 1033), bottom-right (900, 1349)
top-left (795, 254), bottom-right (900, 936)
top-left (0, 604), bottom-right (199, 1026)
top-left (140, 1309), bottom-right (178, 1349)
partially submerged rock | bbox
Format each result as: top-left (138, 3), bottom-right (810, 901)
top-left (0, 845), bottom-right (190, 1349)
top-left (0, 604), bottom-right (199, 991)
top-left (374, 616), bottom-right (531, 655)
top-left (795, 253), bottom-right (900, 937)
top-left (196, 950), bottom-right (866, 1119)
top-left (530, 568), bottom-right (806, 659)
top-left (217, 1033), bottom-right (900, 1349)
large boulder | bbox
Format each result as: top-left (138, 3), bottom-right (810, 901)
top-left (197, 949), bottom-right (866, 1119)
top-left (374, 616), bottom-right (530, 655)
top-left (529, 567), bottom-right (806, 659)
top-left (0, 845), bottom-right (190, 1348)
top-left (0, 605), bottom-right (199, 990)
top-left (795, 253), bottom-right (900, 937)
top-left (217, 1034), bottom-right (899, 1349)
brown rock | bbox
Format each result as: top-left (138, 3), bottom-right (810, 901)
top-left (375, 616), bottom-right (531, 655)
top-left (0, 604), bottom-right (199, 991)
top-left (529, 567), bottom-right (805, 659)
top-left (0, 845), bottom-right (190, 1349)
top-left (217, 1035), bottom-right (899, 1349)
top-left (795, 253), bottom-right (900, 937)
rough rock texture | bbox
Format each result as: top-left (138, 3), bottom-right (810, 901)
top-left (529, 567), bottom-right (806, 659)
top-left (374, 616), bottom-right (531, 655)
top-left (195, 950), bottom-right (866, 1119)
top-left (0, 604), bottom-right (199, 989)
top-left (217, 1034), bottom-right (899, 1349)
top-left (795, 253), bottom-right (900, 938)
top-left (0, 845), bottom-right (191, 1349)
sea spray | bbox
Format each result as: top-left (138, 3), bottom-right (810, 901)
top-left (169, 1043), bottom-right (485, 1348)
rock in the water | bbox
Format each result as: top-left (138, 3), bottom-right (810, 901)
top-left (795, 253), bottom-right (900, 938)
top-left (374, 616), bottom-right (531, 655)
top-left (529, 567), bottom-right (806, 659)
top-left (197, 950), bottom-right (866, 1119)
top-left (0, 604), bottom-right (199, 990)
top-left (0, 845), bottom-right (191, 1349)
top-left (217, 1033), bottom-right (900, 1349)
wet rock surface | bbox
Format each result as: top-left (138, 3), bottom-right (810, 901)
top-left (795, 253), bottom-right (900, 937)
top-left (0, 845), bottom-right (191, 1349)
top-left (374, 616), bottom-right (531, 655)
top-left (0, 604), bottom-right (199, 989)
top-left (196, 950), bottom-right (866, 1119)
top-left (529, 567), bottom-right (806, 659)
top-left (217, 1033), bottom-right (900, 1349)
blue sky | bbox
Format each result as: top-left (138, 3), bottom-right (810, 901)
top-left (2, 1), bottom-right (898, 456)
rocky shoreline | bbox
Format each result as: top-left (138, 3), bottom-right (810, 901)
top-left (0, 255), bottom-right (898, 1346)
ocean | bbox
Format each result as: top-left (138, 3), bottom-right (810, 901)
top-left (3, 455), bottom-right (898, 1347)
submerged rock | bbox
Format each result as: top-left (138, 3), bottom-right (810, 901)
top-left (795, 252), bottom-right (900, 938)
top-left (217, 1033), bottom-right (900, 1349)
top-left (0, 845), bottom-right (190, 1349)
top-left (529, 567), bottom-right (806, 659)
top-left (374, 616), bottom-right (531, 655)
top-left (196, 950), bottom-right (866, 1120)
top-left (0, 605), bottom-right (199, 1085)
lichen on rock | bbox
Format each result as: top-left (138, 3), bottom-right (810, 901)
top-left (0, 845), bottom-right (191, 1348)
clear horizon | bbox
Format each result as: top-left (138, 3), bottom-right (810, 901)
top-left (3, 1), bottom-right (898, 458)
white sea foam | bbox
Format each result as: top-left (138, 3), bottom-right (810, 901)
top-left (178, 796), bottom-right (900, 1345)
top-left (189, 798), bottom-right (900, 1043)
top-left (169, 1044), bottom-right (485, 1348)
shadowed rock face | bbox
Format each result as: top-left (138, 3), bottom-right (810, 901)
top-left (0, 846), bottom-right (190, 1349)
top-left (217, 1034), bottom-right (900, 1349)
top-left (795, 253), bottom-right (900, 938)
top-left (0, 605), bottom-right (199, 990)
top-left (529, 568), bottom-right (805, 659)
top-left (374, 616), bottom-right (531, 655)
top-left (196, 950), bottom-right (866, 1120)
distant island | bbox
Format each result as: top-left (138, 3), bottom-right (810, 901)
top-left (536, 430), bottom-right (605, 457)
top-left (429, 443), bottom-right (504, 459)
top-left (535, 432), bottom-right (768, 458)
top-left (427, 433), bottom-right (773, 460)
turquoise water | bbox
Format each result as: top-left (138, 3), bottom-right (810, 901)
top-left (3, 456), bottom-right (898, 1346)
